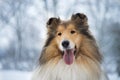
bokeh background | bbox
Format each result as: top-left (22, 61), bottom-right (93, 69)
top-left (0, 0), bottom-right (120, 80)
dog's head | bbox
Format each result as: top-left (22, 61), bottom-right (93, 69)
top-left (40, 13), bottom-right (102, 65)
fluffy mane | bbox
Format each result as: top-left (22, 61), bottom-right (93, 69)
top-left (32, 13), bottom-right (108, 80)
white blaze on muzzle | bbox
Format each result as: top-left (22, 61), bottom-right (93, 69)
top-left (59, 40), bottom-right (75, 51)
top-left (59, 40), bottom-right (75, 65)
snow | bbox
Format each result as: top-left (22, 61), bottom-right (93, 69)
top-left (0, 70), bottom-right (120, 80)
top-left (0, 70), bottom-right (32, 80)
top-left (108, 73), bottom-right (120, 80)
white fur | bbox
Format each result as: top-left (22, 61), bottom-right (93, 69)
top-left (32, 59), bottom-right (108, 80)
top-left (59, 39), bottom-right (75, 51)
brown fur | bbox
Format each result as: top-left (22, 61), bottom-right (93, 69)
top-left (39, 13), bottom-right (102, 67)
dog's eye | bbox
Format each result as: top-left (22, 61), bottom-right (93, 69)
top-left (71, 30), bottom-right (76, 34)
top-left (57, 32), bottom-right (62, 36)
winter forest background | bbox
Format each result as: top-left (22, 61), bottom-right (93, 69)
top-left (0, 0), bottom-right (120, 80)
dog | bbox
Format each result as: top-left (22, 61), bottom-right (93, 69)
top-left (32, 13), bottom-right (108, 80)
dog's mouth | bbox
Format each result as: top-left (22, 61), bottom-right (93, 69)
top-left (62, 46), bottom-right (76, 65)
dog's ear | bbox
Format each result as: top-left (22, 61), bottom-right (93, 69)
top-left (71, 13), bottom-right (88, 30)
top-left (47, 17), bottom-right (60, 29)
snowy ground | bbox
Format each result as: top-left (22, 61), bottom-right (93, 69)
top-left (0, 70), bottom-right (32, 80)
top-left (108, 73), bottom-right (120, 80)
top-left (0, 70), bottom-right (120, 80)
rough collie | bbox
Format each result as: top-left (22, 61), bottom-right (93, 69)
top-left (32, 13), bottom-right (108, 80)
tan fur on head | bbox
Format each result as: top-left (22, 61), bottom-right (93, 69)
top-left (33, 13), bottom-right (108, 80)
top-left (39, 13), bottom-right (102, 65)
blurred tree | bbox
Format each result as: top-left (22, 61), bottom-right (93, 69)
top-left (0, 0), bottom-right (40, 70)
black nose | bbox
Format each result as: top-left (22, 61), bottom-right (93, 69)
top-left (62, 40), bottom-right (69, 48)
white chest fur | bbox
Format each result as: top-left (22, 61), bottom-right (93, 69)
top-left (32, 60), bottom-right (108, 80)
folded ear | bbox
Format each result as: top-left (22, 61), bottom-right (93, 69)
top-left (47, 17), bottom-right (60, 29)
top-left (71, 13), bottom-right (88, 30)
